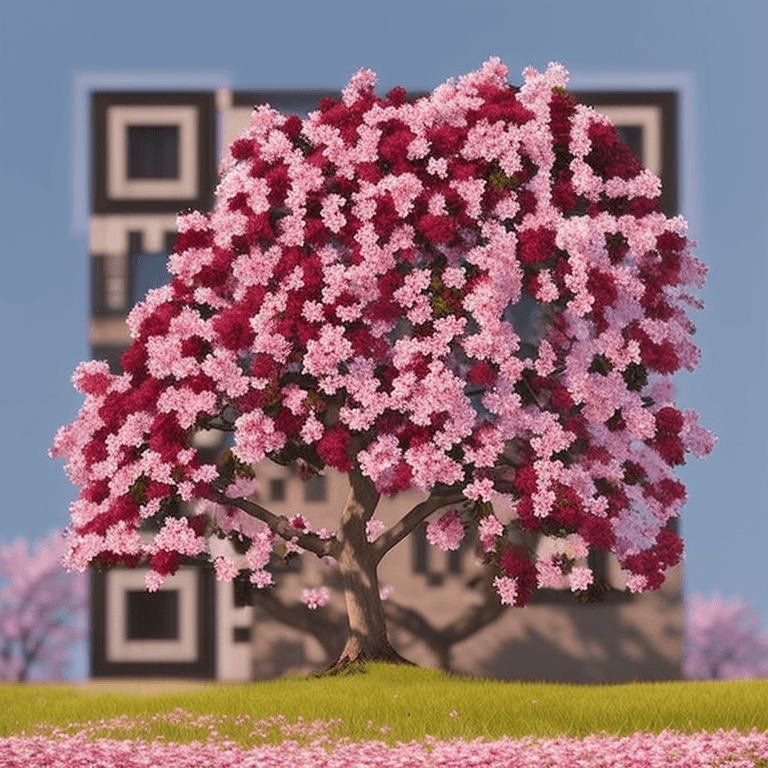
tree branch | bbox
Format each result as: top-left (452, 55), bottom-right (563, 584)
top-left (438, 573), bottom-right (508, 646)
top-left (381, 574), bottom-right (507, 670)
top-left (371, 489), bottom-right (466, 562)
top-left (383, 600), bottom-right (443, 650)
top-left (248, 588), bottom-right (346, 663)
top-left (211, 490), bottom-right (340, 559)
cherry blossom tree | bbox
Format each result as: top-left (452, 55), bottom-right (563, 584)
top-left (685, 594), bottom-right (768, 680)
top-left (51, 59), bottom-right (714, 672)
top-left (0, 531), bottom-right (88, 681)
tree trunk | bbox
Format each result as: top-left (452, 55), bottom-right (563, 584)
top-left (324, 469), bottom-right (414, 673)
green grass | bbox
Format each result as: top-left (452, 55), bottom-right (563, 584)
top-left (2, 664), bottom-right (768, 749)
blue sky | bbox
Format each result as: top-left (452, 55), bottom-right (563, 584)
top-left (1, 0), bottom-right (766, 680)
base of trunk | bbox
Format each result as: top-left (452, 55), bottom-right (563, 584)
top-left (320, 641), bottom-right (416, 676)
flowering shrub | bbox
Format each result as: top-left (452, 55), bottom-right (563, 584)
top-left (685, 593), bottom-right (768, 679)
top-left (52, 58), bottom-right (713, 664)
top-left (0, 531), bottom-right (87, 681)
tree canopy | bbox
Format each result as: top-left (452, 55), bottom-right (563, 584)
top-left (52, 60), bottom-right (713, 652)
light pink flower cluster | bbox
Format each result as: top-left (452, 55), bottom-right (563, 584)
top-left (300, 587), bottom-right (330, 610)
top-left (493, 576), bottom-right (519, 606)
top-left (52, 58), bottom-right (713, 604)
top-left (478, 513), bottom-right (503, 553)
top-left (366, 518), bottom-right (386, 542)
top-left (426, 510), bottom-right (466, 552)
top-left (534, 533), bottom-right (595, 591)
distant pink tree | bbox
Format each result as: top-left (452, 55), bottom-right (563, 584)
top-left (52, 59), bottom-right (714, 672)
top-left (0, 531), bottom-right (88, 682)
top-left (685, 593), bottom-right (768, 680)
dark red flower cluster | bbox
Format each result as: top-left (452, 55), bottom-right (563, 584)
top-left (499, 545), bottom-right (538, 606)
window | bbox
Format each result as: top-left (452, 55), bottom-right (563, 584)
top-left (269, 478), bottom-right (286, 502)
top-left (92, 93), bottom-right (215, 214)
top-left (91, 344), bottom-right (127, 375)
top-left (413, 525), bottom-right (428, 574)
top-left (127, 125), bottom-right (179, 179)
top-left (447, 547), bottom-right (462, 575)
top-left (615, 125), bottom-right (644, 165)
top-left (233, 571), bottom-right (252, 608)
top-left (125, 590), bottom-right (179, 640)
top-left (130, 251), bottom-right (171, 306)
top-left (572, 91), bottom-right (677, 216)
top-left (414, 524), bottom-right (444, 584)
top-left (304, 475), bottom-right (327, 502)
top-left (98, 565), bottom-right (205, 674)
top-left (128, 230), bottom-right (173, 306)
top-left (233, 626), bottom-right (251, 643)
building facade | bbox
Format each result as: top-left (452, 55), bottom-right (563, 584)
top-left (88, 83), bottom-right (683, 682)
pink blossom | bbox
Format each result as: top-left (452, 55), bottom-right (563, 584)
top-left (149, 517), bottom-right (206, 557)
top-left (290, 514), bottom-right (310, 532)
top-left (71, 360), bottom-right (113, 397)
top-left (249, 569), bottom-right (273, 588)
top-left (366, 519), bottom-right (386, 542)
top-left (232, 411), bottom-right (286, 465)
top-left (682, 409), bottom-right (719, 458)
top-left (406, 443), bottom-right (464, 489)
top-left (568, 566), bottom-right (594, 591)
top-left (381, 172), bottom-right (423, 217)
top-left (478, 514), bottom-right (504, 553)
top-left (104, 521), bottom-right (143, 556)
top-left (320, 193), bottom-right (347, 233)
top-left (303, 325), bottom-right (354, 377)
top-left (301, 413), bottom-right (325, 443)
top-left (225, 476), bottom-right (260, 500)
top-left (342, 67), bottom-right (377, 105)
top-left (157, 386), bottom-right (217, 430)
top-left (493, 575), bottom-right (518, 605)
top-left (6, 725), bottom-right (768, 767)
top-left (213, 556), bottom-right (240, 582)
top-left (202, 350), bottom-right (249, 398)
top-left (426, 511), bottom-right (466, 552)
top-left (125, 284), bottom-right (174, 338)
top-left (536, 557), bottom-right (567, 589)
top-left (145, 335), bottom-right (198, 380)
top-left (245, 530), bottom-right (274, 573)
top-left (464, 477), bottom-right (495, 501)
top-left (625, 573), bottom-right (648, 593)
top-left (358, 435), bottom-right (404, 491)
top-left (144, 570), bottom-right (166, 593)
top-left (301, 587), bottom-right (330, 609)
top-left (284, 539), bottom-right (302, 556)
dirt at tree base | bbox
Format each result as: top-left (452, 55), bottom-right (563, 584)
top-left (319, 645), bottom-right (417, 676)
